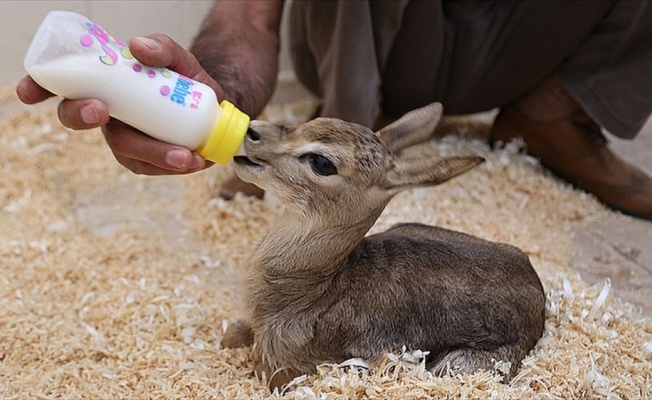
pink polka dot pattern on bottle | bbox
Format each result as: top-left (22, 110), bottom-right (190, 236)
top-left (80, 34), bottom-right (93, 47)
top-left (128, 61), bottom-right (174, 97)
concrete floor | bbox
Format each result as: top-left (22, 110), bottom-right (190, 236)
top-left (573, 120), bottom-right (652, 317)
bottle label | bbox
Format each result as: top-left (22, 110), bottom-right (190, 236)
top-left (79, 20), bottom-right (205, 111)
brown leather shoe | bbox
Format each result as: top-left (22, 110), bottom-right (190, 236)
top-left (490, 105), bottom-right (652, 220)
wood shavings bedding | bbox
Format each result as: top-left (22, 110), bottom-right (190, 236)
top-left (0, 88), bottom-right (650, 399)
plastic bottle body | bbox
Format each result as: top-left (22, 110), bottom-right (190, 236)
top-left (23, 11), bottom-right (248, 164)
top-left (28, 54), bottom-right (221, 150)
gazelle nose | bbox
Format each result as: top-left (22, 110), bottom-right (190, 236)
top-left (246, 127), bottom-right (260, 141)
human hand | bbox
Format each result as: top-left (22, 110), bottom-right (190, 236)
top-left (16, 34), bottom-right (226, 175)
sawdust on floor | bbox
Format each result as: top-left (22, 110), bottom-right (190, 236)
top-left (0, 86), bottom-right (650, 399)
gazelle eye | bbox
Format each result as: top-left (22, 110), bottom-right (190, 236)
top-left (307, 154), bottom-right (338, 176)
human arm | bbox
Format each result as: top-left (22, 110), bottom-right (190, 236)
top-left (15, 1), bottom-right (284, 175)
top-left (191, 0), bottom-right (283, 118)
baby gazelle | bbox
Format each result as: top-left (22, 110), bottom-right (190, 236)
top-left (224, 103), bottom-right (546, 390)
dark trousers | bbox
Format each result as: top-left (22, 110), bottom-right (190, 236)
top-left (289, 0), bottom-right (652, 139)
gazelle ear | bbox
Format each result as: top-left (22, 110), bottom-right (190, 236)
top-left (385, 156), bottom-right (485, 193)
top-left (377, 103), bottom-right (443, 153)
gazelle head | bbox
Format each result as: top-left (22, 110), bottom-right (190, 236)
top-left (234, 103), bottom-right (484, 225)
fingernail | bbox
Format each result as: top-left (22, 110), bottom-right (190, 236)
top-left (15, 78), bottom-right (25, 93)
top-left (15, 79), bottom-right (27, 101)
top-left (165, 149), bottom-right (189, 169)
top-left (80, 104), bottom-right (97, 125)
top-left (135, 36), bottom-right (160, 51)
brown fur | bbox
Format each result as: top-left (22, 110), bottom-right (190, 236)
top-left (224, 103), bottom-right (546, 391)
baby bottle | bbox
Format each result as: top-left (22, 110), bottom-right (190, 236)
top-left (23, 10), bottom-right (249, 165)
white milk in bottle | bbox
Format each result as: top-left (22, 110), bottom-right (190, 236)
top-left (24, 10), bottom-right (249, 164)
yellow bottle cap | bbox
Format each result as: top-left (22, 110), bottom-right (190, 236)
top-left (198, 100), bottom-right (250, 165)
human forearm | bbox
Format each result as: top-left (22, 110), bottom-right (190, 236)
top-left (191, 0), bottom-right (284, 117)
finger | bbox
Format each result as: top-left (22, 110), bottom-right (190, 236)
top-left (114, 155), bottom-right (205, 176)
top-left (57, 98), bottom-right (110, 130)
top-left (16, 75), bottom-right (54, 104)
top-left (102, 121), bottom-right (207, 173)
top-left (129, 34), bottom-right (223, 98)
top-left (129, 34), bottom-right (202, 76)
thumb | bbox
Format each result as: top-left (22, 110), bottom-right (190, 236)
top-left (128, 33), bottom-right (224, 101)
top-left (129, 34), bottom-right (208, 80)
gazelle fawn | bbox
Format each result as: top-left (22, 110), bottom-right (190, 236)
top-left (223, 103), bottom-right (546, 390)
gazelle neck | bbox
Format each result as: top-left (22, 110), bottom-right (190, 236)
top-left (251, 207), bottom-right (383, 276)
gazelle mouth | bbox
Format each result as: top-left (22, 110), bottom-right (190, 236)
top-left (233, 156), bottom-right (264, 169)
